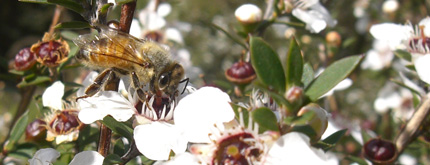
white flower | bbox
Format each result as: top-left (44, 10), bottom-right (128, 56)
top-left (264, 132), bottom-right (338, 164)
top-left (42, 81), bottom-right (83, 144)
top-left (42, 81), bottom-right (65, 110)
top-left (292, 0), bottom-right (337, 33)
top-left (361, 40), bottom-right (395, 70)
top-left (154, 152), bottom-right (201, 165)
top-left (369, 17), bottom-right (430, 84)
top-left (69, 151), bottom-right (104, 165)
top-left (374, 82), bottom-right (415, 122)
top-left (28, 148), bottom-right (60, 165)
top-left (29, 148), bottom-right (104, 165)
top-left (174, 87), bottom-right (235, 143)
top-left (234, 4), bottom-right (263, 24)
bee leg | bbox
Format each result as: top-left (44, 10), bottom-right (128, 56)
top-left (131, 72), bottom-right (147, 102)
top-left (76, 69), bottom-right (114, 101)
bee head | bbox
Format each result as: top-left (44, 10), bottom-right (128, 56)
top-left (155, 63), bottom-right (184, 96)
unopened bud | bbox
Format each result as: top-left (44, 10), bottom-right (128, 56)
top-left (235, 4), bottom-right (262, 24)
top-left (235, 4), bottom-right (262, 33)
top-left (296, 103), bottom-right (328, 142)
top-left (326, 31), bottom-right (342, 47)
top-left (382, 0), bottom-right (399, 14)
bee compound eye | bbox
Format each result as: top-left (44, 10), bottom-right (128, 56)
top-left (158, 73), bottom-right (170, 90)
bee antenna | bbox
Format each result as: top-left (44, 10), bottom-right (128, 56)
top-left (179, 78), bottom-right (189, 94)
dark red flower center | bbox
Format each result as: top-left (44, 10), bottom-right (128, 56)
top-left (213, 132), bottom-right (261, 165)
top-left (49, 110), bottom-right (81, 134)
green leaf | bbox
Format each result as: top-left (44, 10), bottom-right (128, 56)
top-left (60, 30), bottom-right (79, 41)
top-left (361, 129), bottom-right (372, 144)
top-left (55, 21), bottom-right (91, 29)
top-left (251, 107), bottom-right (279, 133)
top-left (101, 116), bottom-right (134, 140)
top-left (230, 103), bottom-right (249, 128)
top-left (20, 0), bottom-right (84, 14)
top-left (301, 63), bottom-right (314, 88)
top-left (305, 55), bottom-right (363, 101)
top-left (4, 111), bottom-right (29, 151)
top-left (290, 125), bottom-right (317, 139)
top-left (394, 49), bottom-right (412, 62)
top-left (115, 0), bottom-right (134, 5)
top-left (314, 129), bottom-right (347, 151)
top-left (250, 37), bottom-right (286, 92)
top-left (391, 79), bottom-right (423, 97)
top-left (322, 129), bottom-right (347, 145)
top-left (17, 75), bottom-right (51, 88)
top-left (103, 154), bottom-right (123, 164)
top-left (47, 0), bottom-right (84, 14)
top-left (285, 37), bottom-right (303, 88)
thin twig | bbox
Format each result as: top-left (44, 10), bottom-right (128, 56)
top-left (395, 94), bottom-right (430, 154)
top-left (48, 5), bottom-right (64, 36)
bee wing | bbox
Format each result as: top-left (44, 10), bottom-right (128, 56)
top-left (75, 27), bottom-right (152, 67)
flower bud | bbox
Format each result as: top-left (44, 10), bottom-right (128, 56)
top-left (363, 138), bottom-right (397, 164)
top-left (31, 33), bottom-right (69, 67)
top-left (235, 4), bottom-right (262, 33)
top-left (382, 0), bottom-right (399, 14)
top-left (25, 119), bottom-right (47, 142)
top-left (326, 31), bottom-right (342, 47)
top-left (285, 86), bottom-right (304, 112)
top-left (296, 103), bottom-right (328, 142)
top-left (235, 4), bottom-right (262, 24)
top-left (225, 61), bottom-right (256, 85)
top-left (14, 47), bottom-right (37, 71)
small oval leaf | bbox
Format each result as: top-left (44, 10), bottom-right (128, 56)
top-left (101, 116), bottom-right (134, 140)
top-left (251, 107), bottom-right (279, 133)
top-left (394, 49), bottom-right (412, 62)
top-left (250, 37), bottom-right (286, 92)
top-left (305, 55), bottom-right (363, 101)
top-left (4, 111), bottom-right (29, 151)
top-left (301, 63), bottom-right (314, 88)
top-left (285, 37), bottom-right (303, 88)
top-left (55, 21), bottom-right (91, 29)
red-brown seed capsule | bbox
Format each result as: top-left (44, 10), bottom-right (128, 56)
top-left (225, 61), bottom-right (256, 85)
top-left (363, 138), bottom-right (397, 164)
top-left (14, 47), bottom-right (37, 71)
top-left (25, 119), bottom-right (47, 142)
top-left (31, 33), bottom-right (69, 67)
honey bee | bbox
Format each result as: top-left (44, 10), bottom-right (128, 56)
top-left (74, 26), bottom-right (186, 118)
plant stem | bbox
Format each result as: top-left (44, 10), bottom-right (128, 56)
top-left (395, 94), bottom-right (430, 155)
top-left (97, 0), bottom-right (136, 157)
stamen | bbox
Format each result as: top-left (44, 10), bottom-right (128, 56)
top-left (160, 106), bottom-right (166, 120)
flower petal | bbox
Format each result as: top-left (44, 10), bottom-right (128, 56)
top-left (78, 91), bottom-right (136, 124)
top-left (174, 87), bottom-right (235, 143)
top-left (292, 8), bottom-right (327, 33)
top-left (155, 152), bottom-right (201, 165)
top-left (265, 132), bottom-right (332, 164)
top-left (413, 54), bottom-right (430, 84)
top-left (369, 23), bottom-right (413, 49)
top-left (28, 148), bottom-right (60, 165)
top-left (42, 81), bottom-right (65, 110)
top-left (134, 122), bottom-right (187, 160)
top-left (166, 28), bottom-right (184, 44)
top-left (69, 151), bottom-right (104, 165)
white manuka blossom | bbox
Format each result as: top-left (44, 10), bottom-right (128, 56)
top-left (370, 17), bottom-right (430, 84)
top-left (291, 0), bottom-right (337, 33)
top-left (29, 148), bottom-right (104, 165)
